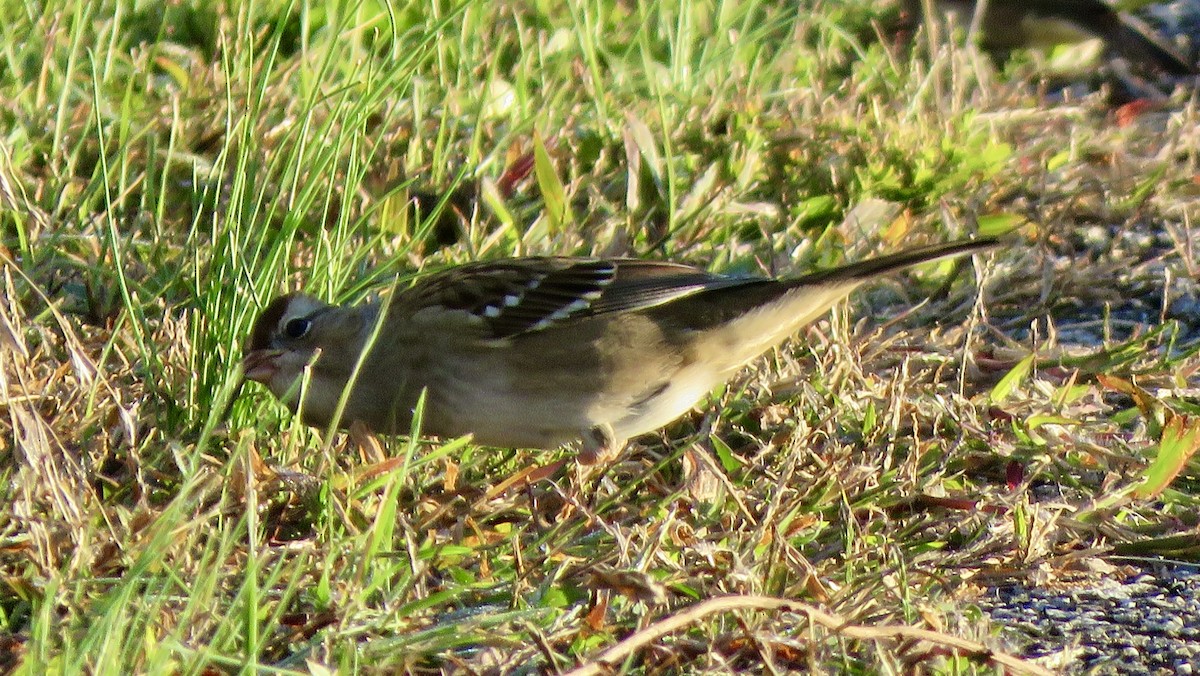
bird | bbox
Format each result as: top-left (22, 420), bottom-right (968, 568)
top-left (902, 0), bottom-right (1197, 76)
top-left (243, 238), bottom-right (997, 464)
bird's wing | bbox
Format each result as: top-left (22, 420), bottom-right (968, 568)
top-left (395, 257), bottom-right (760, 339)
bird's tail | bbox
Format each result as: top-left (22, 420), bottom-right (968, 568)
top-left (1112, 13), bottom-right (1197, 76)
top-left (787, 237), bottom-right (1000, 287)
top-left (693, 237), bottom-right (999, 368)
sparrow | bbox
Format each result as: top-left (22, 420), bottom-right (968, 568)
top-left (243, 238), bottom-right (997, 463)
top-left (902, 0), bottom-right (1197, 76)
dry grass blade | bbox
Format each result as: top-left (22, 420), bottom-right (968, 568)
top-left (4, 0), bottom-right (1199, 671)
top-left (563, 594), bottom-right (1054, 676)
top-left (1, 276), bottom-right (112, 576)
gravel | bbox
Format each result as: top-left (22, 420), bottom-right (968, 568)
top-left (978, 562), bottom-right (1200, 674)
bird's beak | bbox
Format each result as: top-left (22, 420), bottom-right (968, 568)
top-left (242, 349), bottom-right (283, 384)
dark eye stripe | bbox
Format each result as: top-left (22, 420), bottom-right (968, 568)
top-left (248, 294), bottom-right (296, 352)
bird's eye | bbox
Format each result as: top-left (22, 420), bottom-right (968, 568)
top-left (283, 317), bottom-right (312, 340)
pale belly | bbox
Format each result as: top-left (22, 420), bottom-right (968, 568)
top-left (422, 361), bottom-right (716, 450)
top-left (608, 368), bottom-right (717, 441)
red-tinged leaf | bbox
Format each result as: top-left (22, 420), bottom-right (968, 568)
top-left (987, 406), bottom-right (1015, 422)
top-left (1115, 99), bottom-right (1154, 128)
top-left (916, 495), bottom-right (978, 511)
top-left (356, 455), bottom-right (406, 482)
top-left (585, 595), bottom-right (608, 632)
top-left (1097, 374), bottom-right (1158, 417)
top-left (1135, 415), bottom-right (1200, 500)
top-left (1006, 460), bottom-right (1025, 491)
top-left (482, 459), bottom-right (568, 502)
top-left (974, 355), bottom-right (1011, 372)
top-left (1043, 366), bottom-right (1072, 379)
top-left (497, 150), bottom-right (535, 197)
top-left (890, 495), bottom-right (1006, 516)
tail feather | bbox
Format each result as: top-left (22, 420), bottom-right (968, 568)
top-left (660, 237), bottom-right (999, 336)
top-left (692, 236), bottom-right (999, 370)
top-left (1112, 13), bottom-right (1197, 76)
top-left (788, 237), bottom-right (1000, 287)
top-left (906, 1), bottom-right (1198, 76)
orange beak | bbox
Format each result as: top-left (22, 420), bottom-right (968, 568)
top-left (242, 349), bottom-right (283, 384)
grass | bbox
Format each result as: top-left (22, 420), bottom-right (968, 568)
top-left (2, 0), bottom-right (1199, 672)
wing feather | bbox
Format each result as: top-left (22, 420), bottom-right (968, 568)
top-left (395, 257), bottom-right (760, 339)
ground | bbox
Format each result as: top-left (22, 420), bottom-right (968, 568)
top-left (1, 0), bottom-right (1198, 673)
